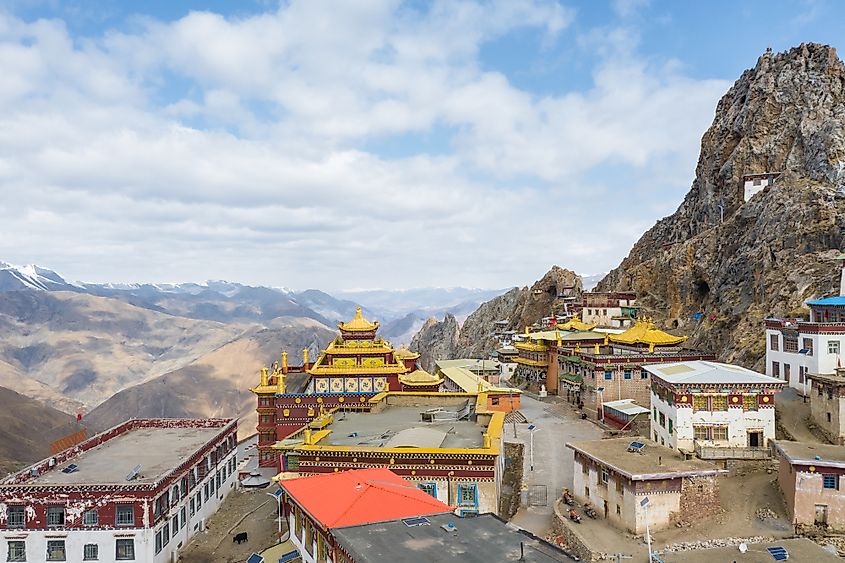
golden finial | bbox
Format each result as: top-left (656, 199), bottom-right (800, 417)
top-left (260, 366), bottom-right (269, 387)
top-left (303, 347), bottom-right (309, 366)
top-left (281, 351), bottom-right (288, 373)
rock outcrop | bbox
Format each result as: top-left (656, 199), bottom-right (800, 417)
top-left (598, 44), bottom-right (845, 369)
top-left (411, 266), bottom-right (582, 369)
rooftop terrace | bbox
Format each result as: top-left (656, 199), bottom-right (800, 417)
top-left (22, 425), bottom-right (223, 486)
top-left (567, 437), bottom-right (725, 480)
top-left (319, 406), bottom-right (486, 449)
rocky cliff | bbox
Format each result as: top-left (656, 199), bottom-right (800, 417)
top-left (598, 44), bottom-right (845, 369)
top-left (411, 266), bottom-right (582, 369)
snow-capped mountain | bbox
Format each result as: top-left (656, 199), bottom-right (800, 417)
top-left (0, 262), bottom-right (78, 292)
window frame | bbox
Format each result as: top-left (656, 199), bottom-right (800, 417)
top-left (46, 540), bottom-right (66, 562)
top-left (115, 538), bottom-right (135, 561)
top-left (418, 482), bottom-right (437, 498)
top-left (46, 506), bottom-right (65, 528)
top-left (7, 505), bottom-right (25, 528)
top-left (83, 544), bottom-right (98, 561)
top-left (83, 509), bottom-right (98, 527)
top-left (115, 504), bottom-right (135, 527)
top-left (823, 474), bottom-right (838, 490)
top-left (457, 483), bottom-right (478, 507)
top-left (7, 540), bottom-right (26, 562)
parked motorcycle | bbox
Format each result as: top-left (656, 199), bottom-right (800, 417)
top-left (569, 509), bottom-right (582, 523)
top-left (584, 504), bottom-right (597, 519)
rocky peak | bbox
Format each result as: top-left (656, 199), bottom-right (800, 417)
top-left (599, 44), bottom-right (845, 368)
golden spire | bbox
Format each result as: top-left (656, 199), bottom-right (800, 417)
top-left (303, 347), bottom-right (310, 366)
top-left (337, 306), bottom-right (379, 332)
top-left (260, 366), bottom-right (269, 387)
top-left (277, 369), bottom-right (286, 393)
top-left (281, 351), bottom-right (288, 373)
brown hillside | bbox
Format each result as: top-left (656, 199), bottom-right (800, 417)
top-left (84, 318), bottom-right (335, 439)
top-left (0, 386), bottom-right (82, 476)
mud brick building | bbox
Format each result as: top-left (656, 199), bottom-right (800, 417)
top-left (774, 441), bottom-right (845, 531)
top-left (567, 437), bottom-right (725, 534)
top-left (808, 371), bottom-right (845, 445)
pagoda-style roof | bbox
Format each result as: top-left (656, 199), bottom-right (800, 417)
top-left (338, 307), bottom-right (379, 332)
top-left (609, 318), bottom-right (687, 347)
top-left (398, 368), bottom-right (444, 387)
top-left (394, 347), bottom-right (420, 361)
top-left (558, 318), bottom-right (597, 331)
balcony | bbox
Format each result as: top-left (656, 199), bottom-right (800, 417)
top-left (693, 440), bottom-right (770, 460)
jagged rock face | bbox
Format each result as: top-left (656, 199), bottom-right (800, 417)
top-left (411, 266), bottom-right (583, 369)
top-left (599, 44), bottom-right (845, 369)
top-left (410, 314), bottom-right (460, 371)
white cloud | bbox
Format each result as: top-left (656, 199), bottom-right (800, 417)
top-left (0, 1), bottom-right (729, 290)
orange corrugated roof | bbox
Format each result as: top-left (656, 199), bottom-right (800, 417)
top-left (279, 468), bottom-right (451, 529)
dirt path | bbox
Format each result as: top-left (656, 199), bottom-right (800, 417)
top-left (178, 488), bottom-right (283, 563)
top-left (776, 387), bottom-right (828, 443)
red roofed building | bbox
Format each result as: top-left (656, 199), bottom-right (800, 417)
top-left (278, 468), bottom-right (451, 563)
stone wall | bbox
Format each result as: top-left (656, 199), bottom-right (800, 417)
top-left (675, 475), bottom-right (721, 525)
top-left (498, 441), bottom-right (524, 519)
top-left (551, 499), bottom-right (602, 563)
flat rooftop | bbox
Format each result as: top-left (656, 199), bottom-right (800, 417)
top-left (26, 426), bottom-right (222, 486)
top-left (321, 406), bottom-right (485, 449)
top-left (331, 512), bottom-right (572, 563)
top-left (567, 437), bottom-right (725, 480)
top-left (773, 440), bottom-right (845, 466)
top-left (662, 538), bottom-right (840, 562)
top-left (643, 360), bottom-right (782, 386)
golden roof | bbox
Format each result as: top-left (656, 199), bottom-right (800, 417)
top-left (609, 318), bottom-right (687, 347)
top-left (394, 347), bottom-right (420, 360)
top-left (398, 368), bottom-right (444, 387)
top-left (558, 318), bottom-right (597, 331)
top-left (338, 307), bottom-right (379, 332)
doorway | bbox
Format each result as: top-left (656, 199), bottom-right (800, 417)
top-left (603, 500), bottom-right (608, 518)
top-left (815, 504), bottom-right (829, 526)
top-left (748, 431), bottom-right (763, 448)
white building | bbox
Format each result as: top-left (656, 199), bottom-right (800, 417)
top-left (581, 292), bottom-right (638, 328)
top-left (0, 419), bottom-right (238, 563)
top-left (743, 172), bottom-right (781, 201)
top-left (645, 361), bottom-right (784, 458)
top-left (765, 256), bottom-right (845, 394)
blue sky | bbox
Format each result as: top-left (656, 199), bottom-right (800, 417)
top-left (0, 0), bottom-right (840, 290)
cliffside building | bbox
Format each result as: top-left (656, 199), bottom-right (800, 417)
top-left (773, 441), bottom-right (845, 531)
top-left (646, 361), bottom-right (784, 458)
top-left (765, 253), bottom-right (845, 395)
top-left (567, 437), bottom-right (725, 534)
top-left (742, 172), bottom-right (781, 201)
top-left (0, 418), bottom-right (237, 563)
top-left (580, 292), bottom-right (638, 328)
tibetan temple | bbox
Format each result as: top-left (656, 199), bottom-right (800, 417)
top-left (250, 307), bottom-right (511, 469)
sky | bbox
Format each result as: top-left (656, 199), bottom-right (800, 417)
top-left (0, 0), bottom-right (842, 291)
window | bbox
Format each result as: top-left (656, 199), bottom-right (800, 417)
top-left (155, 531), bottom-right (162, 555)
top-left (711, 426), bottom-right (728, 441)
top-left (803, 338), bottom-right (814, 355)
top-left (616, 505), bottom-right (621, 516)
top-left (115, 539), bottom-right (135, 561)
top-left (7, 505), bottom-right (25, 528)
top-left (668, 419), bottom-right (673, 435)
top-left (772, 361), bottom-right (780, 377)
top-left (7, 541), bottom-right (25, 562)
top-left (600, 469), bottom-right (609, 484)
top-left (623, 370), bottom-right (632, 380)
top-left (784, 336), bottom-right (798, 353)
top-left (305, 523), bottom-right (314, 556)
top-left (162, 520), bottom-right (170, 545)
top-left (47, 506), bottom-right (65, 527)
top-left (46, 540), bottom-right (65, 561)
top-left (604, 371), bottom-right (613, 380)
top-left (652, 407), bottom-right (657, 421)
top-left (784, 363), bottom-right (791, 380)
top-left (171, 516), bottom-right (178, 538)
top-left (491, 397), bottom-right (500, 406)
top-left (318, 534), bottom-right (328, 563)
top-left (710, 395), bottom-right (728, 411)
top-left (418, 482), bottom-right (437, 498)
top-left (743, 394), bottom-right (758, 411)
top-left (190, 497), bottom-right (195, 516)
top-left (295, 508), bottom-right (302, 537)
top-left (616, 478), bottom-right (624, 494)
top-left (180, 507), bottom-right (187, 528)
top-left (457, 484), bottom-right (478, 506)
top-left (692, 395), bottom-right (708, 412)
top-left (83, 509), bottom-right (98, 526)
top-left (585, 486), bottom-right (590, 497)
top-left (830, 340), bottom-right (840, 355)
top-left (770, 334), bottom-right (779, 351)
top-left (196, 492), bottom-right (202, 509)
top-left (823, 474), bottom-right (838, 490)
top-left (659, 412), bottom-right (666, 427)
top-left (640, 370), bottom-right (648, 379)
top-left (171, 484), bottom-right (179, 505)
top-left (828, 412), bottom-right (833, 423)
top-left (116, 504), bottom-right (134, 526)
top-left (83, 544), bottom-right (98, 561)
top-left (693, 425), bottom-right (709, 441)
